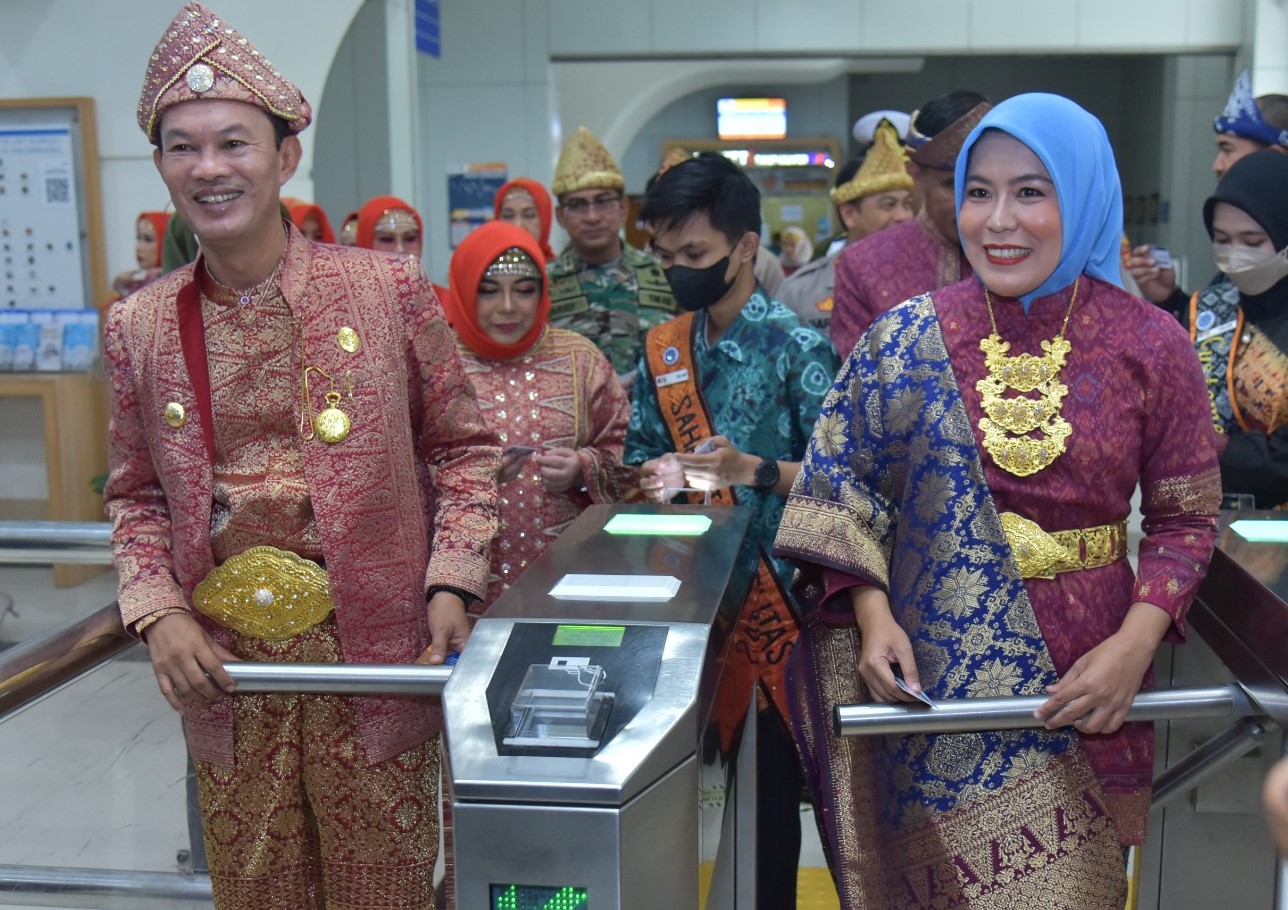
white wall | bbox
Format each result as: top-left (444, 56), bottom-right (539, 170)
top-left (0, 0), bottom-right (365, 297)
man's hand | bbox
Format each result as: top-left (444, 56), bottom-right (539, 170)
top-left (1126, 244), bottom-right (1178, 304)
top-left (144, 613), bottom-right (238, 712)
top-left (417, 590), bottom-right (471, 665)
top-left (534, 447), bottom-right (583, 494)
top-left (675, 436), bottom-right (755, 491)
top-left (639, 453), bottom-right (685, 503)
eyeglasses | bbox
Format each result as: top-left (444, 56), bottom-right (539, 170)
top-left (560, 194), bottom-right (622, 217)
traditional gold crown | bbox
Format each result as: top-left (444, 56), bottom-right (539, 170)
top-left (831, 120), bottom-right (913, 205)
top-left (552, 127), bottom-right (624, 198)
top-left (374, 209), bottom-right (419, 233)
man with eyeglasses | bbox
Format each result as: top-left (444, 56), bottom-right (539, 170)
top-left (548, 127), bottom-right (676, 392)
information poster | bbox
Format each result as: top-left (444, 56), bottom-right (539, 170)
top-left (0, 125), bottom-right (86, 309)
top-left (447, 162), bottom-right (507, 249)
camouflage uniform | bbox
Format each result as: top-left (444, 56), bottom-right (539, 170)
top-left (548, 244), bottom-right (676, 388)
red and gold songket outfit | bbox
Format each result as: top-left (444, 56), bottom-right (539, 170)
top-left (459, 328), bottom-right (636, 606)
top-left (104, 225), bottom-right (499, 908)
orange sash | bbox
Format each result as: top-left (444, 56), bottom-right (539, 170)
top-left (644, 314), bottom-right (798, 748)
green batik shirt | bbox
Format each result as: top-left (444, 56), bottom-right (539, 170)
top-left (548, 243), bottom-right (677, 382)
top-left (625, 288), bottom-right (839, 583)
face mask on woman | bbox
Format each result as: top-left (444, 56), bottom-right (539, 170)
top-left (1214, 243), bottom-right (1288, 296)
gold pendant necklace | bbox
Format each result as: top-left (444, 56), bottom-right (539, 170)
top-left (976, 279), bottom-right (1079, 477)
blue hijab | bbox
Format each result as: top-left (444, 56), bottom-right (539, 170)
top-left (954, 93), bottom-right (1124, 310)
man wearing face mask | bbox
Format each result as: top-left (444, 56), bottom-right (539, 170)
top-left (1189, 150), bottom-right (1288, 508)
top-left (625, 152), bottom-right (838, 910)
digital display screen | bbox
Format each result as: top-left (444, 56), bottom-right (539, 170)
top-left (603, 514), bottom-right (712, 536)
top-left (491, 884), bottom-right (589, 909)
top-left (551, 624), bottom-right (625, 648)
top-left (717, 97), bottom-right (787, 140)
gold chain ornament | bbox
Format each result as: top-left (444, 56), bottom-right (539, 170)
top-left (976, 279), bottom-right (1079, 477)
top-left (299, 365), bottom-right (353, 444)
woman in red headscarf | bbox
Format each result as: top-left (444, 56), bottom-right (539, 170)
top-left (356, 195), bottom-right (423, 257)
top-left (444, 221), bottom-right (636, 607)
top-left (110, 211), bottom-right (171, 300)
top-left (492, 178), bottom-right (557, 262)
top-left (284, 198), bottom-right (336, 244)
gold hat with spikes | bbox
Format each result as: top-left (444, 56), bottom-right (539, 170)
top-left (137, 2), bottom-right (312, 144)
top-left (553, 127), bottom-right (625, 198)
top-left (831, 120), bottom-right (913, 206)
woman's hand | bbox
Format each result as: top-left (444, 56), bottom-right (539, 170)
top-left (1126, 244), bottom-right (1177, 305)
top-left (1036, 601), bottom-right (1170, 735)
top-left (851, 587), bottom-right (923, 703)
top-left (534, 447), bottom-right (583, 493)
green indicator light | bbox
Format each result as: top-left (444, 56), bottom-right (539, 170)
top-left (490, 884), bottom-right (588, 909)
top-left (552, 624), bottom-right (625, 648)
top-left (604, 514), bottom-right (712, 536)
top-left (1231, 520), bottom-right (1288, 543)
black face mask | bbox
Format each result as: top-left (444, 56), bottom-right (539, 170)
top-left (665, 255), bottom-right (736, 312)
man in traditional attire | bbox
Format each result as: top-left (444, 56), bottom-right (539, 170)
top-left (778, 120), bottom-right (915, 341)
top-left (829, 91), bottom-right (990, 357)
top-left (547, 126), bottom-right (676, 392)
top-left (105, 5), bottom-right (499, 907)
top-left (1130, 68), bottom-right (1288, 319)
top-left (627, 153), bottom-right (839, 908)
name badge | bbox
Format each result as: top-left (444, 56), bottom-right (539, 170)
top-left (656, 368), bottom-right (690, 388)
top-left (1195, 318), bottom-right (1237, 343)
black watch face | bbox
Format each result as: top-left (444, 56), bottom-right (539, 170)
top-left (755, 459), bottom-right (779, 489)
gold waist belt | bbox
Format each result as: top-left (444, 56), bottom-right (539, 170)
top-left (193, 546), bottom-right (334, 641)
top-left (999, 513), bottom-right (1128, 580)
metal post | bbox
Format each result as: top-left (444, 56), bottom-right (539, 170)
top-left (834, 685), bottom-right (1257, 738)
top-left (224, 662), bottom-right (453, 695)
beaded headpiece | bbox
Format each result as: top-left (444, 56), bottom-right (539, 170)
top-left (485, 247), bottom-right (541, 280)
top-left (1214, 68), bottom-right (1288, 148)
top-left (831, 120), bottom-right (913, 205)
top-left (552, 127), bottom-right (624, 198)
top-left (372, 208), bottom-right (420, 234)
top-left (339, 213), bottom-right (358, 246)
top-left (908, 101), bottom-right (993, 172)
top-left (137, 2), bottom-right (311, 144)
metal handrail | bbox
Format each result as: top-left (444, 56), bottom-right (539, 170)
top-left (0, 602), bottom-right (132, 722)
top-left (0, 864), bottom-right (211, 908)
top-left (0, 520), bottom-right (113, 565)
top-left (226, 662), bottom-right (453, 695)
top-left (834, 684), bottom-right (1258, 737)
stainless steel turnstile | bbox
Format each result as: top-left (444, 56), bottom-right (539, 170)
top-left (443, 504), bottom-right (757, 910)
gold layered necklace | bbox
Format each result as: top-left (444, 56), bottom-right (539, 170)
top-left (976, 278), bottom-right (1079, 477)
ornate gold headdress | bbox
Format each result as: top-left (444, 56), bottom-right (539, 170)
top-left (831, 120), bottom-right (913, 205)
top-left (552, 127), bottom-right (624, 198)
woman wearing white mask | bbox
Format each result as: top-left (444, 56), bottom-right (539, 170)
top-left (1191, 150), bottom-right (1288, 507)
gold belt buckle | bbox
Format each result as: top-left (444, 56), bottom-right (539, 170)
top-left (1000, 513), bottom-right (1128, 580)
top-left (193, 546), bottom-right (334, 640)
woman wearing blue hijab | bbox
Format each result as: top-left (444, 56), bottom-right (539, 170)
top-left (775, 94), bottom-right (1220, 907)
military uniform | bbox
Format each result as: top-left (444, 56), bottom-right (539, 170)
top-left (547, 244), bottom-right (676, 384)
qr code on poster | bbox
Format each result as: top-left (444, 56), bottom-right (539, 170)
top-left (45, 176), bottom-right (71, 204)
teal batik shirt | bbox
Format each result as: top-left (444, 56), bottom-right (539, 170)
top-left (625, 288), bottom-right (839, 582)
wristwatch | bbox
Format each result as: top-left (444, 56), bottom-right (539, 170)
top-left (752, 458), bottom-right (780, 491)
